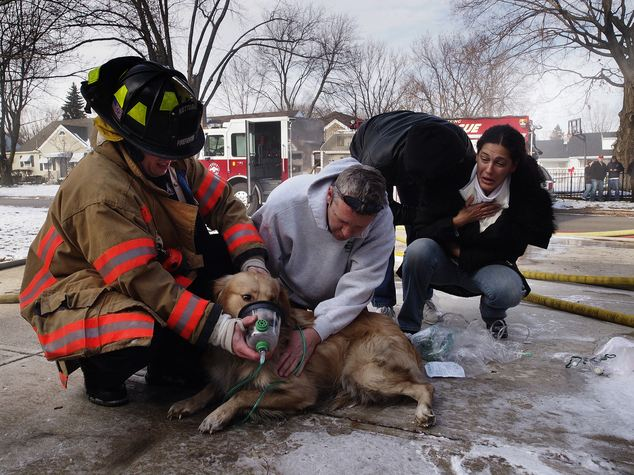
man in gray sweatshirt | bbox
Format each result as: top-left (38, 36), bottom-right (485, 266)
top-left (252, 157), bottom-right (394, 376)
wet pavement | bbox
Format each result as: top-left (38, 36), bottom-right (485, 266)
top-left (1, 235), bottom-right (633, 474)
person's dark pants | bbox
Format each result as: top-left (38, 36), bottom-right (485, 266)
top-left (81, 233), bottom-right (234, 390)
top-left (371, 250), bottom-right (397, 307)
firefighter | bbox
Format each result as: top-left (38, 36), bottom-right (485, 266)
top-left (19, 57), bottom-right (268, 406)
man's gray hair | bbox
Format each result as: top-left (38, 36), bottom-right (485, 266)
top-left (333, 164), bottom-right (387, 215)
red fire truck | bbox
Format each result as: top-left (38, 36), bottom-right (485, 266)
top-left (450, 115), bottom-right (534, 153)
top-left (199, 112), bottom-right (323, 214)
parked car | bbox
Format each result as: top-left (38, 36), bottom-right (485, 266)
top-left (537, 165), bottom-right (556, 199)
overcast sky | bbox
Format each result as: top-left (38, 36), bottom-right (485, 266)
top-left (43, 0), bottom-right (623, 140)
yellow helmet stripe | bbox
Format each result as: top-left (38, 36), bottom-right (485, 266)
top-left (160, 91), bottom-right (179, 111)
top-left (114, 85), bottom-right (128, 107)
top-left (87, 67), bottom-right (101, 85)
top-left (127, 102), bottom-right (147, 126)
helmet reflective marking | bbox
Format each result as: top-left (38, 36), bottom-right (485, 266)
top-left (160, 91), bottom-right (178, 111)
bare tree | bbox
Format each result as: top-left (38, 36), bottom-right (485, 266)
top-left (255, 1), bottom-right (355, 118)
top-left (214, 52), bottom-right (267, 115)
top-left (20, 106), bottom-right (63, 144)
top-left (586, 100), bottom-right (617, 132)
top-left (0, 0), bottom-right (73, 185)
top-left (333, 41), bottom-right (408, 119)
top-left (456, 0), bottom-right (634, 171)
top-left (404, 33), bottom-right (525, 118)
top-left (81, 0), bottom-right (287, 110)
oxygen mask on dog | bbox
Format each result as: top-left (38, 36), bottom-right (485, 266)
top-left (239, 301), bottom-right (283, 364)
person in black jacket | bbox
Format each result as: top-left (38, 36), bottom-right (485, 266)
top-left (588, 156), bottom-right (608, 201)
top-left (606, 156), bottom-right (624, 200)
top-left (350, 111), bottom-right (475, 322)
top-left (399, 125), bottom-right (555, 338)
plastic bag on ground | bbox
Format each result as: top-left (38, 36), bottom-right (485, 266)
top-left (410, 314), bottom-right (527, 377)
top-left (593, 336), bottom-right (634, 376)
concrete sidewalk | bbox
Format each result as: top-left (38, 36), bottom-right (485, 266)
top-left (1, 237), bottom-right (633, 474)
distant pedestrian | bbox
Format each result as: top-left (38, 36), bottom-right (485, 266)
top-left (588, 156), bottom-right (607, 201)
top-left (582, 162), bottom-right (593, 200)
top-left (606, 156), bottom-right (624, 201)
top-left (626, 160), bottom-right (634, 202)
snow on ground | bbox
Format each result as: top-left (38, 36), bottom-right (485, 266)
top-left (0, 205), bottom-right (48, 261)
top-left (554, 198), bottom-right (634, 210)
top-left (0, 184), bottom-right (59, 197)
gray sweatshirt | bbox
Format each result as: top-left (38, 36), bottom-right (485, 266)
top-left (252, 157), bottom-right (394, 341)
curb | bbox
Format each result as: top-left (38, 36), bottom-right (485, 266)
top-left (0, 259), bottom-right (26, 270)
top-left (554, 206), bottom-right (634, 217)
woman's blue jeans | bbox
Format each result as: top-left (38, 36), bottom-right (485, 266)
top-left (397, 238), bottom-right (525, 333)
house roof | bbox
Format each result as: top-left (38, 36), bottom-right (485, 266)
top-left (535, 132), bottom-right (616, 159)
top-left (320, 112), bottom-right (359, 129)
top-left (20, 118), bottom-right (94, 152)
top-left (535, 139), bottom-right (567, 158)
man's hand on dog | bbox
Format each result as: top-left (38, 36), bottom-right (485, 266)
top-left (276, 328), bottom-right (321, 377)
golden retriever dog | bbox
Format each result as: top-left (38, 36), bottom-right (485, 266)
top-left (167, 272), bottom-right (435, 433)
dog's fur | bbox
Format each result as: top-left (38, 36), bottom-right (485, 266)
top-left (167, 272), bottom-right (435, 433)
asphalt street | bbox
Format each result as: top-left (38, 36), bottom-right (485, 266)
top-left (555, 212), bottom-right (634, 233)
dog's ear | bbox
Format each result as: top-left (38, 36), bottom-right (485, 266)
top-left (212, 274), bottom-right (233, 301)
top-left (275, 279), bottom-right (292, 320)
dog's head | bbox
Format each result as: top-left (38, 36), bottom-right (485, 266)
top-left (213, 272), bottom-right (291, 321)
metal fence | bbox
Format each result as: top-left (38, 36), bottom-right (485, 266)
top-left (548, 169), bottom-right (632, 201)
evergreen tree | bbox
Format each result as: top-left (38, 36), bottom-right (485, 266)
top-left (61, 83), bottom-right (86, 120)
top-left (550, 124), bottom-right (564, 140)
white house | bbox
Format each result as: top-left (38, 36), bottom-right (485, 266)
top-left (13, 118), bottom-right (93, 183)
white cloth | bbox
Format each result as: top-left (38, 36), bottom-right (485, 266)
top-left (209, 313), bottom-right (245, 353)
top-left (459, 165), bottom-right (511, 232)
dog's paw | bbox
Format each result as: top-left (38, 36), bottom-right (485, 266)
top-left (198, 411), bottom-right (228, 434)
top-left (415, 406), bottom-right (436, 428)
top-left (167, 400), bottom-right (196, 420)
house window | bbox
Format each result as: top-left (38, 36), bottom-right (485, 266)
top-left (52, 160), bottom-right (56, 171)
top-left (40, 163), bottom-right (44, 171)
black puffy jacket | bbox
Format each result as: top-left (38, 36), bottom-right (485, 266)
top-left (350, 110), bottom-right (475, 226)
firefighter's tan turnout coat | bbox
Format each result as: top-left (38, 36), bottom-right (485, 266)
top-left (19, 139), bottom-right (265, 384)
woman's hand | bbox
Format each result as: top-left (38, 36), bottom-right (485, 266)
top-left (452, 196), bottom-right (501, 228)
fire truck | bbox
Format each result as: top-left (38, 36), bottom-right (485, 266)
top-left (450, 115), bottom-right (534, 154)
top-left (199, 113), bottom-right (324, 214)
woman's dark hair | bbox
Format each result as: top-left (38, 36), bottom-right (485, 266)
top-left (476, 124), bottom-right (526, 164)
top-left (476, 124), bottom-right (542, 188)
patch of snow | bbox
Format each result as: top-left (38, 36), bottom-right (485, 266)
top-left (0, 205), bottom-right (47, 261)
top-left (0, 184), bottom-right (59, 197)
top-left (451, 437), bottom-right (618, 474)
top-left (553, 198), bottom-right (634, 210)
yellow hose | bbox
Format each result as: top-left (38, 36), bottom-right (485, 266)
top-left (520, 271), bottom-right (634, 289)
top-left (524, 292), bottom-right (634, 328)
top-left (556, 229), bottom-right (634, 237)
top-left (393, 235), bottom-right (634, 326)
top-left (0, 294), bottom-right (18, 304)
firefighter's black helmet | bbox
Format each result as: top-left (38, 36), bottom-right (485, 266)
top-left (80, 56), bottom-right (204, 160)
